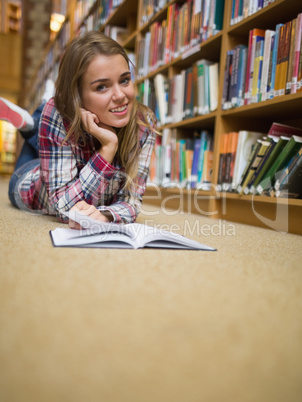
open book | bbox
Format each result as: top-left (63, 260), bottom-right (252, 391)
top-left (50, 211), bottom-right (216, 251)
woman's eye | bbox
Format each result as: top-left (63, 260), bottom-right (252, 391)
top-left (96, 84), bottom-right (106, 92)
top-left (121, 77), bottom-right (130, 85)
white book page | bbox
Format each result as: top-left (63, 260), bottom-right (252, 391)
top-left (50, 228), bottom-right (137, 248)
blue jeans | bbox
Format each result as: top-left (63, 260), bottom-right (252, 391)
top-left (8, 159), bottom-right (40, 209)
top-left (8, 103), bottom-right (44, 209)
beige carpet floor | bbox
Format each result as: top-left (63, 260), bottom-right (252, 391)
top-left (0, 175), bottom-right (301, 402)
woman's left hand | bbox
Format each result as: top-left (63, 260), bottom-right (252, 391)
top-left (69, 200), bottom-right (110, 230)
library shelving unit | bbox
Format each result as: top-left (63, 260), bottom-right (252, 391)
top-left (23, 0), bottom-right (302, 235)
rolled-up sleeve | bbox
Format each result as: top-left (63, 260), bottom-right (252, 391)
top-left (102, 126), bottom-right (156, 223)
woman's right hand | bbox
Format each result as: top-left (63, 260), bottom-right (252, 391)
top-left (80, 108), bottom-right (118, 163)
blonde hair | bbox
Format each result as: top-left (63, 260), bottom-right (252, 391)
top-left (54, 31), bottom-right (156, 193)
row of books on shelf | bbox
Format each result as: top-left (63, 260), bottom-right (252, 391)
top-left (140, 0), bottom-right (224, 37)
top-left (137, 0), bottom-right (224, 77)
top-left (76, 7), bottom-right (100, 35)
top-left (230, 0), bottom-right (276, 26)
top-left (223, 12), bottom-right (302, 109)
top-left (139, 0), bottom-right (168, 25)
top-left (137, 60), bottom-right (219, 125)
top-left (74, 0), bottom-right (97, 31)
top-left (97, 0), bottom-right (124, 26)
top-left (217, 123), bottom-right (302, 199)
top-left (148, 129), bottom-right (214, 190)
top-left (147, 122), bottom-right (302, 199)
top-left (74, 0), bottom-right (125, 31)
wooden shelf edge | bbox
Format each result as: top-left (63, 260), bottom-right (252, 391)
top-left (221, 91), bottom-right (302, 118)
top-left (145, 186), bottom-right (302, 207)
top-left (144, 186), bottom-right (302, 235)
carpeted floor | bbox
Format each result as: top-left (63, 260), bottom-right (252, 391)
top-left (0, 175), bottom-right (301, 402)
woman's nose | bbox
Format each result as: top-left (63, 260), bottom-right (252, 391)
top-left (112, 85), bottom-right (125, 101)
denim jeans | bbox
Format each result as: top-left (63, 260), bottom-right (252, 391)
top-left (8, 102), bottom-right (44, 209)
top-left (8, 159), bottom-right (40, 209)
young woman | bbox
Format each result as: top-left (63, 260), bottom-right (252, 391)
top-left (2, 31), bottom-right (157, 229)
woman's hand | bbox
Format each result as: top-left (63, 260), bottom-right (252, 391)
top-left (80, 108), bottom-right (118, 163)
top-left (69, 200), bottom-right (111, 230)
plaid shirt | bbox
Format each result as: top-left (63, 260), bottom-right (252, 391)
top-left (17, 99), bottom-right (156, 224)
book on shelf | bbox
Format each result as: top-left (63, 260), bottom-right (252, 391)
top-left (268, 122), bottom-right (302, 137)
top-left (263, 30), bottom-right (276, 101)
top-left (257, 135), bottom-right (302, 192)
top-left (234, 45), bottom-right (248, 107)
top-left (245, 29), bottom-right (265, 105)
top-left (285, 18), bottom-right (296, 95)
top-left (222, 131), bottom-right (239, 190)
top-left (154, 74), bottom-right (169, 125)
top-left (197, 130), bottom-right (213, 189)
top-left (148, 129), bottom-right (213, 190)
top-left (248, 135), bottom-right (282, 194)
top-left (230, 130), bottom-right (265, 191)
top-left (241, 138), bottom-right (272, 194)
top-left (272, 146), bottom-right (302, 196)
top-left (274, 150), bottom-right (302, 199)
top-left (222, 49), bottom-right (233, 110)
top-left (217, 132), bottom-right (229, 191)
top-left (183, 66), bottom-right (194, 119)
top-left (185, 137), bottom-right (195, 188)
top-left (211, 0), bottom-right (225, 36)
top-left (277, 20), bottom-right (292, 97)
top-left (230, 0), bottom-right (276, 25)
top-left (161, 129), bottom-right (172, 187)
top-left (237, 139), bottom-right (263, 193)
top-left (291, 13), bottom-right (302, 93)
top-left (260, 30), bottom-right (275, 101)
top-left (251, 35), bottom-right (265, 103)
top-left (50, 212), bottom-right (216, 251)
top-left (209, 62), bottom-right (219, 112)
top-left (268, 23), bottom-right (282, 99)
top-left (190, 136), bottom-right (201, 189)
top-left (200, 148), bottom-right (214, 190)
top-left (195, 59), bottom-right (212, 114)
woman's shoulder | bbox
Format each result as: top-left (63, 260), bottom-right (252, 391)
top-left (39, 98), bottom-right (69, 142)
top-left (42, 98), bottom-right (62, 120)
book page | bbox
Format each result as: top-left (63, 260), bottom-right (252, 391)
top-left (64, 210), bottom-right (135, 238)
top-left (50, 228), bottom-right (136, 248)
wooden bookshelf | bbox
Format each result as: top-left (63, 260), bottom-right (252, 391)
top-left (23, 0), bottom-right (302, 235)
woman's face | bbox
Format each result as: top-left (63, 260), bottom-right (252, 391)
top-left (81, 54), bottom-right (135, 128)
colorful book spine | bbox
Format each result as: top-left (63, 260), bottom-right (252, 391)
top-left (291, 13), bottom-right (302, 93)
top-left (269, 23), bottom-right (283, 99)
top-left (260, 30), bottom-right (275, 101)
top-left (251, 36), bottom-right (264, 103)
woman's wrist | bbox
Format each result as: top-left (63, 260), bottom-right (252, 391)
top-left (98, 143), bottom-right (118, 164)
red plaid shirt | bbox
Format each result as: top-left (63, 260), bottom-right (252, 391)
top-left (17, 99), bottom-right (156, 224)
